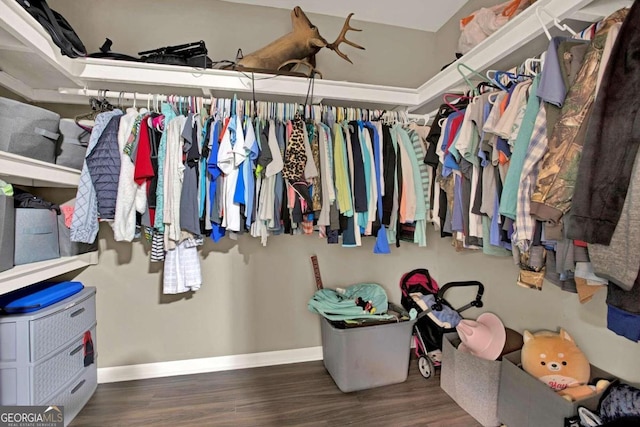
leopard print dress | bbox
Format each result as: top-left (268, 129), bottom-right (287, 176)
top-left (282, 115), bottom-right (307, 182)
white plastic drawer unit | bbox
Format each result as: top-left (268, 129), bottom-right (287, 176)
top-left (33, 325), bottom-right (97, 404)
top-left (0, 287), bottom-right (97, 409)
top-left (29, 290), bottom-right (96, 362)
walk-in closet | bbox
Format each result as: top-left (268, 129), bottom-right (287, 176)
top-left (0, 0), bottom-right (639, 426)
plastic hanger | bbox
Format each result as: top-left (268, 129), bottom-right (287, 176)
top-left (443, 93), bottom-right (473, 112)
top-left (456, 63), bottom-right (491, 96)
top-left (536, 7), bottom-right (578, 41)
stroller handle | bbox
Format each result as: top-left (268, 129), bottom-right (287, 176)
top-left (433, 281), bottom-right (484, 313)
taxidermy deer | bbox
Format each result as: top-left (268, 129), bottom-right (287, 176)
top-left (236, 6), bottom-right (365, 76)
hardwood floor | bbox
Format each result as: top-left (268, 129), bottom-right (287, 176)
top-left (71, 360), bottom-right (481, 427)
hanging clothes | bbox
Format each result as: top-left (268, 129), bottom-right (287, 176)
top-left (71, 109), bottom-right (123, 244)
top-left (530, 10), bottom-right (628, 225)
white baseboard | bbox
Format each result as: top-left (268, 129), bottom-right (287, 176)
top-left (97, 346), bottom-right (323, 384)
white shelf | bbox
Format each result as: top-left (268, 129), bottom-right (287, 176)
top-left (0, 252), bottom-right (98, 296)
top-left (0, 151), bottom-right (81, 188)
top-left (0, 0), bottom-right (628, 111)
top-left (410, 0), bottom-right (600, 112)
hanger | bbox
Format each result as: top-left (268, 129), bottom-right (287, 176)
top-left (485, 70), bottom-right (510, 91)
top-left (536, 7), bottom-right (578, 41)
top-left (443, 93), bottom-right (473, 112)
top-left (456, 63), bottom-right (491, 96)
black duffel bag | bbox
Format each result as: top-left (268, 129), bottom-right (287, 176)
top-left (138, 40), bottom-right (213, 68)
top-left (17, 0), bottom-right (86, 58)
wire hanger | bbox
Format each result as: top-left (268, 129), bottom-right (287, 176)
top-left (536, 7), bottom-right (577, 41)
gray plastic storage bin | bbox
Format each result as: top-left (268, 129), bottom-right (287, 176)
top-left (0, 97), bottom-right (60, 163)
top-left (0, 194), bottom-right (14, 272)
top-left (14, 208), bottom-right (60, 265)
top-left (321, 317), bottom-right (414, 392)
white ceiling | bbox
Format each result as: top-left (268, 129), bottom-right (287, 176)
top-left (220, 0), bottom-right (471, 32)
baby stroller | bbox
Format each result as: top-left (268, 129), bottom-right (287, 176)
top-left (399, 268), bottom-right (485, 379)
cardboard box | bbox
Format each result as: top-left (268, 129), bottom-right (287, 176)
top-left (440, 332), bottom-right (502, 426)
top-left (497, 350), bottom-right (614, 427)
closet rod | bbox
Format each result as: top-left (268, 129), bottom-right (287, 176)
top-left (58, 87), bottom-right (435, 124)
top-left (57, 88), bottom-right (213, 104)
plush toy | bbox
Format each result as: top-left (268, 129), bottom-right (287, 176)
top-left (521, 329), bottom-right (610, 401)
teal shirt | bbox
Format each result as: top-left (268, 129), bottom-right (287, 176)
top-left (396, 125), bottom-right (427, 247)
top-left (154, 103), bottom-right (176, 233)
top-left (499, 76), bottom-right (541, 220)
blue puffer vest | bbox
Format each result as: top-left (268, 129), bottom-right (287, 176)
top-left (85, 114), bottom-right (122, 220)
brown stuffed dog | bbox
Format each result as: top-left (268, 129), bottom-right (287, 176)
top-left (521, 329), bottom-right (609, 401)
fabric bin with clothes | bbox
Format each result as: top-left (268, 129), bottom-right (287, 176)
top-left (441, 333), bottom-right (502, 427)
top-left (0, 194), bottom-right (15, 272)
top-left (57, 213), bottom-right (97, 257)
top-left (440, 314), bottom-right (524, 427)
top-left (0, 97), bottom-right (60, 163)
top-left (497, 350), bottom-right (615, 427)
top-left (55, 118), bottom-right (90, 170)
top-left (57, 199), bottom-right (97, 257)
top-left (14, 208), bottom-right (60, 265)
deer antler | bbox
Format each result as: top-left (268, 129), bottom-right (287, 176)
top-left (326, 13), bottom-right (365, 64)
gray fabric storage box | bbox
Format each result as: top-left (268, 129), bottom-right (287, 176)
top-left (0, 194), bottom-right (15, 272)
top-left (497, 350), bottom-right (615, 427)
top-left (0, 97), bottom-right (60, 163)
top-left (57, 214), bottom-right (96, 257)
top-left (55, 118), bottom-right (89, 170)
top-left (440, 332), bottom-right (502, 427)
top-left (14, 208), bottom-right (60, 265)
top-left (321, 317), bottom-right (414, 392)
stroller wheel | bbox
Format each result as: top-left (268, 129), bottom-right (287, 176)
top-left (418, 356), bottom-right (433, 379)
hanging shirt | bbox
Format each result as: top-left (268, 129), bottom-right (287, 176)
top-left (243, 120), bottom-right (259, 229)
top-left (333, 123), bottom-right (353, 216)
top-left (163, 115), bottom-right (187, 249)
top-left (112, 107), bottom-right (141, 242)
top-left (155, 103), bottom-right (177, 234)
top-left (218, 115), bottom-right (245, 232)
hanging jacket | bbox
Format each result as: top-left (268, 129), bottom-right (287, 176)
top-left (71, 109), bottom-right (122, 244)
top-left (529, 9), bottom-right (628, 225)
top-left (568, 5), bottom-right (639, 245)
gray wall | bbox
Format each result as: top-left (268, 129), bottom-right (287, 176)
top-left (48, 0), bottom-right (438, 88)
top-left (15, 0), bottom-right (640, 385)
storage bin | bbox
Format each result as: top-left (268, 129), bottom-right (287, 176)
top-left (321, 317), bottom-right (414, 392)
top-left (14, 208), bottom-right (60, 265)
top-left (55, 118), bottom-right (89, 170)
top-left (497, 350), bottom-right (615, 427)
top-left (440, 332), bottom-right (502, 427)
top-left (0, 194), bottom-right (14, 272)
top-left (57, 214), bottom-right (97, 257)
top-left (0, 97), bottom-right (60, 163)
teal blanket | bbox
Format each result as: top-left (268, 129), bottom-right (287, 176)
top-left (308, 283), bottom-right (395, 321)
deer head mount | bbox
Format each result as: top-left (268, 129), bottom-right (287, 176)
top-left (236, 6), bottom-right (365, 76)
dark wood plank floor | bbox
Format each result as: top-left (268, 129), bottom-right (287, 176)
top-left (70, 360), bottom-right (480, 427)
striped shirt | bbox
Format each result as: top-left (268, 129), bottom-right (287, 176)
top-left (408, 129), bottom-right (431, 215)
top-left (514, 106), bottom-right (548, 250)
